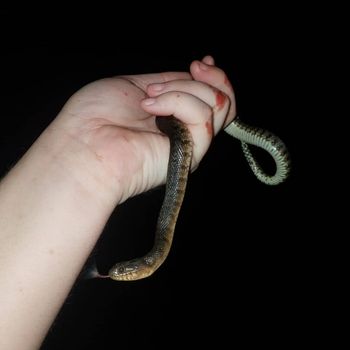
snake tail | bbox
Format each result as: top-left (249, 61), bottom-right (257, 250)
top-left (224, 117), bottom-right (291, 185)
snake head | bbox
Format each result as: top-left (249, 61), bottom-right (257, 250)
top-left (108, 258), bottom-right (154, 281)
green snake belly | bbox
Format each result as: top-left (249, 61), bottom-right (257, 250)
top-left (108, 116), bottom-right (290, 281)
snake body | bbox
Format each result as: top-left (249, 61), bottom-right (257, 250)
top-left (109, 116), bottom-right (193, 280)
top-left (225, 117), bottom-right (290, 185)
top-left (108, 116), bottom-right (290, 281)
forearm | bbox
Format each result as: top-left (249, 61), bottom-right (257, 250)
top-left (0, 118), bottom-right (118, 350)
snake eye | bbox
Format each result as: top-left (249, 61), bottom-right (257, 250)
top-left (118, 266), bottom-right (125, 274)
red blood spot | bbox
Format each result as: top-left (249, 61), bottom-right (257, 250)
top-left (215, 91), bottom-right (226, 110)
top-left (123, 91), bottom-right (128, 96)
top-left (205, 121), bottom-right (213, 136)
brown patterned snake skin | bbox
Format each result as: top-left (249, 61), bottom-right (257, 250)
top-left (107, 116), bottom-right (290, 281)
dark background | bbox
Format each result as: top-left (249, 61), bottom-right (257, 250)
top-left (0, 14), bottom-right (316, 348)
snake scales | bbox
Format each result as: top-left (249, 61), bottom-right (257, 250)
top-left (108, 116), bottom-right (291, 281)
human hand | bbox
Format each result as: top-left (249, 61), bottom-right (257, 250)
top-left (49, 56), bottom-right (236, 205)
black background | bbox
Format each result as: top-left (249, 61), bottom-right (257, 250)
top-left (0, 11), bottom-right (316, 349)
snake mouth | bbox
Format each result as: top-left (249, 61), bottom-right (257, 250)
top-left (108, 265), bottom-right (137, 281)
top-left (110, 273), bottom-right (136, 281)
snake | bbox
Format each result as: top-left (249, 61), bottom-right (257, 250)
top-left (107, 116), bottom-right (291, 281)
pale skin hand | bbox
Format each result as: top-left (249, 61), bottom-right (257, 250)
top-left (0, 56), bottom-right (235, 350)
top-left (55, 55), bottom-right (236, 203)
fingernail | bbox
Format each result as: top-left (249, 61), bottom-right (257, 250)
top-left (199, 62), bottom-right (209, 71)
top-left (143, 98), bottom-right (157, 106)
top-left (150, 83), bottom-right (164, 91)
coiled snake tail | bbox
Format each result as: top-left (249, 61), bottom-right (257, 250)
top-left (224, 117), bottom-right (291, 185)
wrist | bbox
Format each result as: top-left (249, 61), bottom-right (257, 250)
top-left (29, 116), bottom-right (123, 210)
